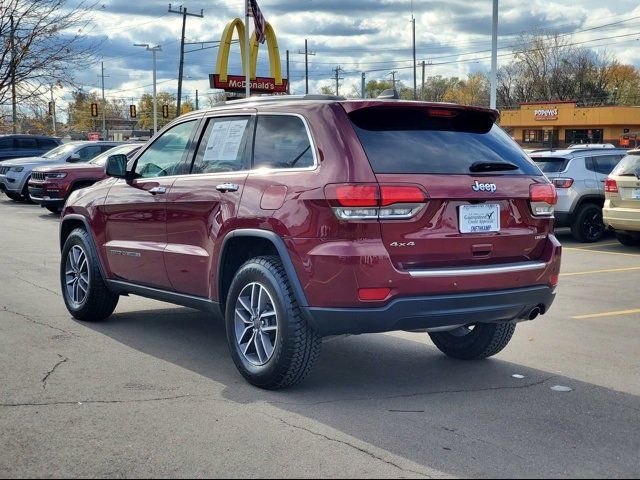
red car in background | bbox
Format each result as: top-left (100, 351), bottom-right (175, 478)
top-left (29, 143), bottom-right (142, 213)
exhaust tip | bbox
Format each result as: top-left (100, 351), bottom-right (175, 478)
top-left (528, 307), bottom-right (542, 321)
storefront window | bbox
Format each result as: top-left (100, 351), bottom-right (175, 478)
top-left (523, 129), bottom-right (545, 143)
top-left (566, 129), bottom-right (604, 145)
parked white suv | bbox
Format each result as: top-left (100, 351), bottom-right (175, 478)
top-left (530, 147), bottom-right (627, 242)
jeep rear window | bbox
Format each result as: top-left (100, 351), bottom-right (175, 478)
top-left (533, 157), bottom-right (571, 173)
top-left (612, 154), bottom-right (640, 176)
top-left (348, 107), bottom-right (539, 175)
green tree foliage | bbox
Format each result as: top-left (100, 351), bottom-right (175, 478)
top-left (136, 92), bottom-right (177, 130)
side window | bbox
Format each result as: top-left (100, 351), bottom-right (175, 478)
top-left (134, 120), bottom-right (197, 178)
top-left (594, 155), bottom-right (621, 175)
top-left (191, 116), bottom-right (251, 174)
top-left (585, 157), bottom-right (596, 173)
top-left (253, 115), bottom-right (315, 170)
top-left (16, 138), bottom-right (37, 149)
top-left (38, 139), bottom-right (59, 150)
top-left (76, 145), bottom-right (104, 161)
top-left (100, 145), bottom-right (116, 154)
top-left (0, 138), bottom-right (13, 150)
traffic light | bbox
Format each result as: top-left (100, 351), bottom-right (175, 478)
top-left (162, 105), bottom-right (169, 118)
top-left (90, 103), bottom-right (98, 117)
top-left (129, 105), bottom-right (137, 118)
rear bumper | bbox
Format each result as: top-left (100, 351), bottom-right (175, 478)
top-left (603, 206), bottom-right (640, 232)
top-left (305, 285), bottom-right (556, 336)
top-left (554, 211), bottom-right (571, 228)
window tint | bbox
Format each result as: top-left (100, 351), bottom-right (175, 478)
top-left (76, 145), bottom-right (104, 161)
top-left (534, 157), bottom-right (571, 173)
top-left (134, 120), bottom-right (197, 178)
top-left (192, 117), bottom-right (251, 174)
top-left (16, 138), bottom-right (37, 149)
top-left (612, 154), bottom-right (640, 176)
top-left (0, 138), bottom-right (13, 150)
top-left (587, 155), bottom-right (623, 175)
top-left (350, 107), bottom-right (539, 175)
top-left (37, 138), bottom-right (59, 149)
top-left (253, 115), bottom-right (314, 170)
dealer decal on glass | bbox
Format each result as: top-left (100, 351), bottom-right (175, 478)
top-left (459, 204), bottom-right (501, 234)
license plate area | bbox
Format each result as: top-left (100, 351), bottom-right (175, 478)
top-left (632, 188), bottom-right (640, 200)
top-left (459, 204), bottom-right (501, 234)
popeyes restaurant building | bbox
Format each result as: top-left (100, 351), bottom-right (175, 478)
top-left (500, 101), bottom-right (640, 149)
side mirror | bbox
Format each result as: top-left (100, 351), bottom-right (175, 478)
top-left (67, 154), bottom-right (82, 163)
top-left (105, 154), bottom-right (128, 179)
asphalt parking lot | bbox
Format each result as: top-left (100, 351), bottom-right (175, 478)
top-left (1, 196), bottom-right (639, 479)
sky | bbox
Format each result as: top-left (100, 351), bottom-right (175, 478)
top-left (57, 0), bottom-right (640, 112)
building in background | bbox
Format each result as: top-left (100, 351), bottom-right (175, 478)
top-left (500, 101), bottom-right (640, 149)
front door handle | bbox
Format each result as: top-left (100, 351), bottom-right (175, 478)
top-left (149, 186), bottom-right (167, 195)
top-left (216, 183), bottom-right (240, 193)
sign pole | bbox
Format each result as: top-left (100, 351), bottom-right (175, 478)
top-left (245, 0), bottom-right (251, 98)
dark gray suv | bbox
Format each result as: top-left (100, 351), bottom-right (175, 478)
top-left (0, 135), bottom-right (62, 162)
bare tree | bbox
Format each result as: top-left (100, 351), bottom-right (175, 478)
top-left (0, 0), bottom-right (100, 105)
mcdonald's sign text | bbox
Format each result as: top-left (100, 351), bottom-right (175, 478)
top-left (210, 74), bottom-right (288, 94)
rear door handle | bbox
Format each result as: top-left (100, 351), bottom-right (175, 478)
top-left (149, 186), bottom-right (167, 195)
top-left (216, 183), bottom-right (240, 193)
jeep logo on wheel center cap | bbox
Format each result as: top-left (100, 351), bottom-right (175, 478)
top-left (472, 181), bottom-right (497, 193)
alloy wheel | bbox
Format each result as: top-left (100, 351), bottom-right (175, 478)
top-left (234, 282), bottom-right (278, 366)
top-left (64, 245), bottom-right (89, 307)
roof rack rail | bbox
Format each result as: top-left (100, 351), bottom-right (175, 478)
top-left (219, 94), bottom-right (346, 106)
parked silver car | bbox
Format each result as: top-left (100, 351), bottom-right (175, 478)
top-left (530, 147), bottom-right (628, 242)
top-left (0, 141), bottom-right (120, 202)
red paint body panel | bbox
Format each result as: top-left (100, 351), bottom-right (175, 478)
top-left (29, 164), bottom-right (107, 202)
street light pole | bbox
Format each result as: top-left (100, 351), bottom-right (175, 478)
top-left (490, 0), bottom-right (499, 109)
top-left (135, 43), bottom-right (162, 135)
top-left (50, 85), bottom-right (57, 136)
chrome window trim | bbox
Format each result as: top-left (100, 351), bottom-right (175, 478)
top-left (408, 261), bottom-right (547, 278)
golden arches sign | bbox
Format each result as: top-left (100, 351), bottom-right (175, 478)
top-left (211, 18), bottom-right (287, 94)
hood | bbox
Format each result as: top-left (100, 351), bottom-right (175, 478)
top-left (3, 155), bottom-right (66, 168)
top-left (33, 163), bottom-right (102, 174)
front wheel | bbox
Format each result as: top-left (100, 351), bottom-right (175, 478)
top-left (5, 191), bottom-right (22, 202)
top-left (429, 322), bottom-right (516, 360)
top-left (225, 256), bottom-right (321, 389)
top-left (46, 205), bottom-right (61, 214)
top-left (60, 228), bottom-right (119, 321)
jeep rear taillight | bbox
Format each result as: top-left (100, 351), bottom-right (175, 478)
top-left (552, 178), bottom-right (574, 189)
top-left (605, 178), bottom-right (619, 193)
top-left (326, 184), bottom-right (427, 220)
top-left (530, 184), bottom-right (557, 216)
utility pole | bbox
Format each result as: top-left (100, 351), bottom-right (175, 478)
top-left (332, 66), bottom-right (344, 96)
top-left (50, 85), bottom-right (57, 136)
top-left (361, 72), bottom-right (366, 99)
top-left (134, 44), bottom-right (161, 135)
top-left (195, 89), bottom-right (199, 110)
top-left (286, 50), bottom-right (290, 94)
top-left (9, 15), bottom-right (17, 134)
top-left (168, 4), bottom-right (204, 117)
top-left (389, 70), bottom-right (398, 91)
top-left (490, 0), bottom-right (499, 109)
top-left (421, 60), bottom-right (426, 99)
top-left (412, 15), bottom-right (417, 100)
top-left (298, 39), bottom-right (316, 94)
top-left (101, 62), bottom-right (107, 140)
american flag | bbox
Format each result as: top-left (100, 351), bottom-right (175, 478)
top-left (247, 0), bottom-right (267, 44)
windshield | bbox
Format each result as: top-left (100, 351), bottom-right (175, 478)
top-left (349, 107), bottom-right (540, 175)
top-left (612, 154), bottom-right (640, 176)
top-left (533, 157), bottom-right (571, 173)
top-left (90, 144), bottom-right (140, 167)
top-left (41, 143), bottom-right (77, 159)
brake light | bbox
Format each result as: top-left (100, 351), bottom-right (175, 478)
top-left (552, 178), bottom-right (574, 189)
top-left (605, 178), bottom-right (619, 193)
top-left (326, 184), bottom-right (427, 220)
top-left (530, 183), bottom-right (557, 216)
top-left (358, 287), bottom-right (391, 301)
top-left (428, 108), bottom-right (457, 118)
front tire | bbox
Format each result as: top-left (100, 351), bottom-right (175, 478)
top-left (429, 322), bottom-right (516, 360)
top-left (615, 231), bottom-right (640, 246)
top-left (225, 256), bottom-right (321, 389)
top-left (571, 203), bottom-right (605, 243)
top-left (5, 191), bottom-right (22, 202)
top-left (45, 205), bottom-right (62, 214)
top-left (60, 228), bottom-right (119, 321)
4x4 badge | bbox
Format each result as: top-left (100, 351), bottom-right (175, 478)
top-left (472, 181), bottom-right (497, 193)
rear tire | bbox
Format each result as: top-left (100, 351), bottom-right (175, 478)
top-left (225, 256), bottom-right (321, 389)
top-left (615, 231), bottom-right (640, 247)
top-left (429, 322), bottom-right (516, 360)
top-left (60, 228), bottom-right (119, 321)
top-left (571, 203), bottom-right (605, 243)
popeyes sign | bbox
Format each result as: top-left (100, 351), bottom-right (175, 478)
top-left (534, 108), bottom-right (559, 121)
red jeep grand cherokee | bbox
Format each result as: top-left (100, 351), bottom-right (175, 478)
top-left (59, 96), bottom-right (561, 389)
top-left (29, 143), bottom-right (142, 213)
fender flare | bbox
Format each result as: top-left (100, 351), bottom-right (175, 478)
top-left (59, 214), bottom-right (108, 282)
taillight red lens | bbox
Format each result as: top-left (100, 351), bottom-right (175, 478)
top-left (428, 108), bottom-right (457, 118)
top-left (380, 186), bottom-right (426, 206)
top-left (358, 287), bottom-right (391, 301)
top-left (334, 185), bottom-right (379, 207)
top-left (530, 184), bottom-right (557, 205)
top-left (552, 178), bottom-right (574, 189)
top-left (605, 178), bottom-right (619, 193)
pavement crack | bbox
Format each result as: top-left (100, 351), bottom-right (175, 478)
top-left (42, 355), bottom-right (69, 390)
top-left (2, 307), bottom-right (79, 338)
top-left (0, 394), bottom-right (196, 408)
top-left (14, 276), bottom-right (61, 297)
top-left (263, 413), bottom-right (434, 478)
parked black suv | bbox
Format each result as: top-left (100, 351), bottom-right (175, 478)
top-left (0, 135), bottom-right (62, 162)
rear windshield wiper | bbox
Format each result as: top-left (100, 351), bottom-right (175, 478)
top-left (469, 161), bottom-right (519, 173)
